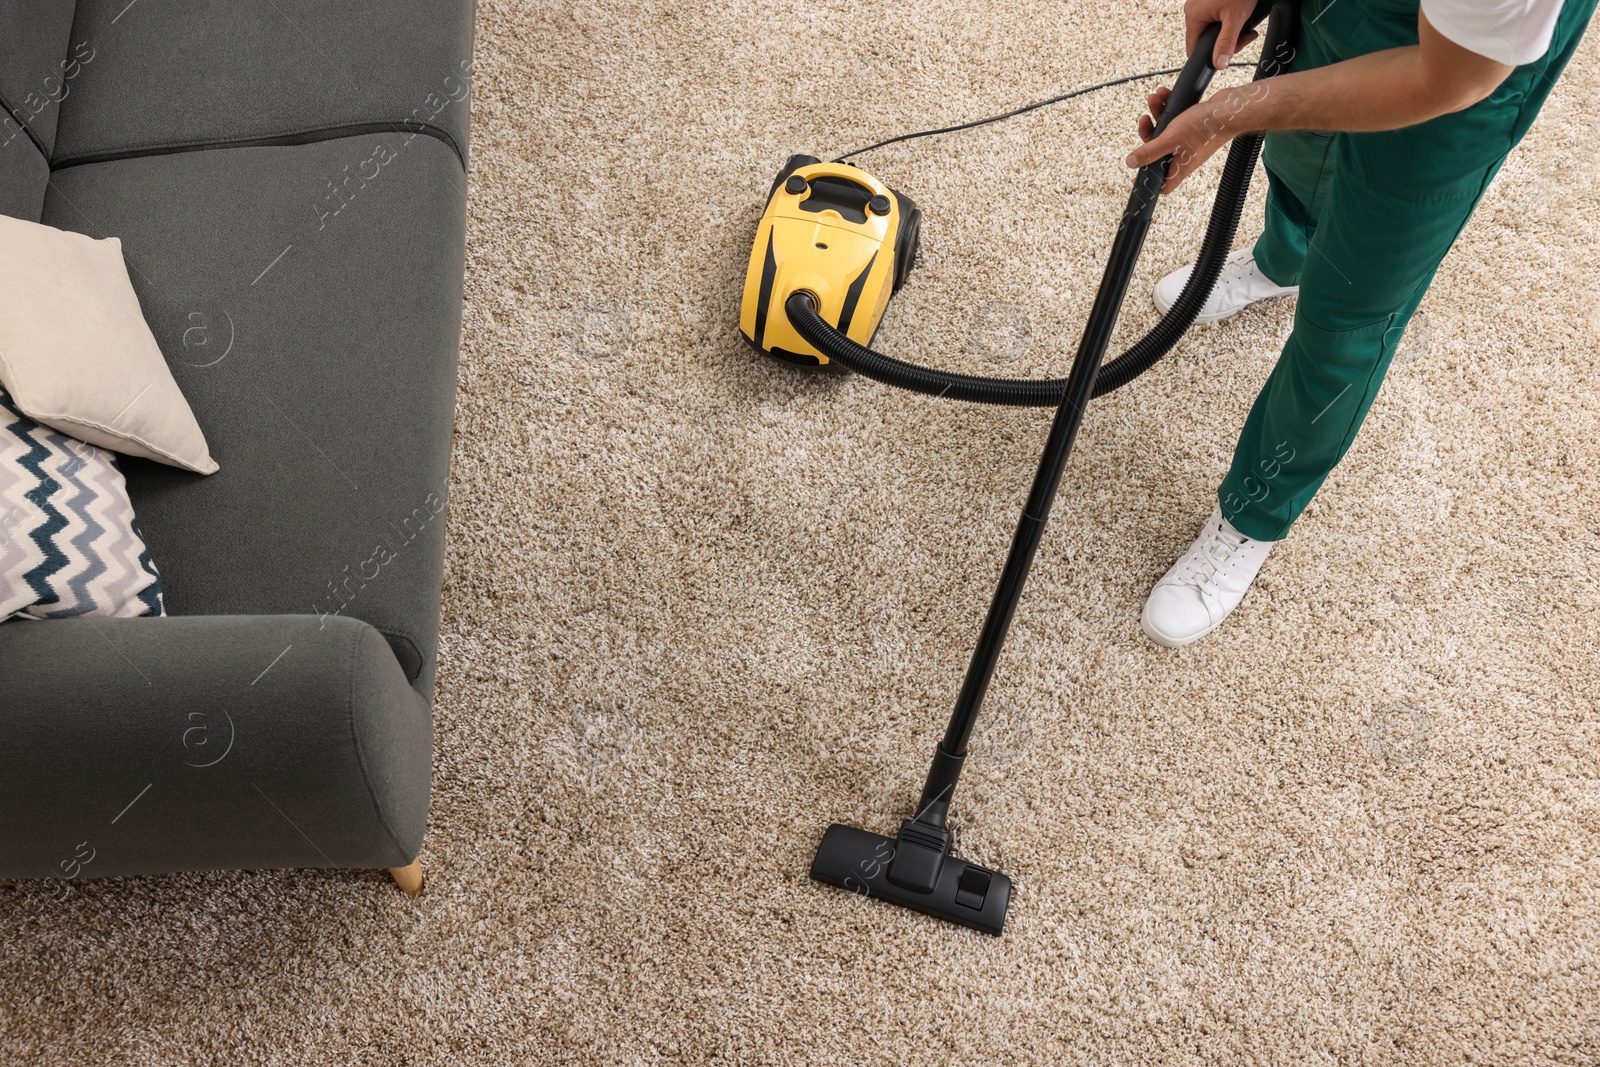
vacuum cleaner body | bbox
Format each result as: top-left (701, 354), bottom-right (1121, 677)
top-left (739, 155), bottom-right (921, 367)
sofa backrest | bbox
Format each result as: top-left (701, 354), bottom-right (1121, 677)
top-left (0, 0), bottom-right (79, 221)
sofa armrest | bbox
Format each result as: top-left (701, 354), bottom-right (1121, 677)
top-left (0, 614), bottom-right (431, 882)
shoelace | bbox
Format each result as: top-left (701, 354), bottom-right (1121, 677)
top-left (1173, 521), bottom-right (1250, 595)
top-left (1215, 250), bottom-right (1259, 289)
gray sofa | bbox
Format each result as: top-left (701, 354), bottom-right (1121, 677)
top-left (0, 0), bottom-right (475, 893)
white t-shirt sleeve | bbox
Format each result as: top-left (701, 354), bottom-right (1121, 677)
top-left (1420, 0), bottom-right (1565, 65)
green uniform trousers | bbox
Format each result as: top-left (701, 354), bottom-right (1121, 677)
top-left (1217, 0), bottom-right (1596, 541)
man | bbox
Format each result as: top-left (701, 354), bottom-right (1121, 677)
top-left (1124, 0), bottom-right (1593, 646)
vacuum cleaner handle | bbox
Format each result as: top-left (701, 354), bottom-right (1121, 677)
top-left (1152, 24), bottom-right (1223, 136)
top-left (925, 0), bottom-right (1293, 778)
top-left (1153, 0), bottom-right (1279, 136)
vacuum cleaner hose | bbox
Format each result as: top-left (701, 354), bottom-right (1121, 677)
top-left (786, 0), bottom-right (1298, 406)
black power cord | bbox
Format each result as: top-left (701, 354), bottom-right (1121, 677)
top-left (789, 2), bottom-right (1299, 405)
top-left (832, 58), bottom-right (1262, 163)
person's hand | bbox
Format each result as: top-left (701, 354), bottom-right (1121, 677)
top-left (1124, 0), bottom-right (1261, 192)
top-left (1126, 88), bottom-right (1243, 193)
top-left (1184, 0), bottom-right (1261, 69)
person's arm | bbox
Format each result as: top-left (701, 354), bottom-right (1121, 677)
top-left (1127, 0), bottom-right (1516, 191)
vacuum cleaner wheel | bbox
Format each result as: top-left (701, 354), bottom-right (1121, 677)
top-left (892, 196), bottom-right (921, 294)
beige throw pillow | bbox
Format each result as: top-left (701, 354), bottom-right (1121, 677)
top-left (0, 214), bottom-right (218, 474)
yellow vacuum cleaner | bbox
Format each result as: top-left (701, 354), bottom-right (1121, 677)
top-left (739, 157), bottom-right (920, 367)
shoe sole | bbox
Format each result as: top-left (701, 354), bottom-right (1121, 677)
top-left (1151, 289), bottom-right (1299, 326)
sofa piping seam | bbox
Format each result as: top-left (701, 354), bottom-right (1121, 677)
top-left (49, 119), bottom-right (466, 173)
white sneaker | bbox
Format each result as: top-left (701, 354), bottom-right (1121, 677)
top-left (1141, 505), bottom-right (1277, 647)
top-left (1153, 242), bottom-right (1298, 325)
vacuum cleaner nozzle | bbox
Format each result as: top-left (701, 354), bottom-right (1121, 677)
top-left (809, 823), bottom-right (1012, 936)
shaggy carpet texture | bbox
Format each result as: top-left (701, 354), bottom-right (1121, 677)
top-left (5, 0), bottom-right (1600, 1063)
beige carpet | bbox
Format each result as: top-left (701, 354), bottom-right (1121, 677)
top-left (7, 1), bottom-right (1600, 1062)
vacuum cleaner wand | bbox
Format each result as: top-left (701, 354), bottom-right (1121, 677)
top-left (809, 4), bottom-right (1285, 936)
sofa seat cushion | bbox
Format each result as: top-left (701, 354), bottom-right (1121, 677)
top-left (50, 0), bottom-right (475, 168)
top-left (42, 132), bottom-right (466, 690)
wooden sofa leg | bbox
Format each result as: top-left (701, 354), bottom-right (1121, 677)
top-left (388, 859), bottom-right (425, 896)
